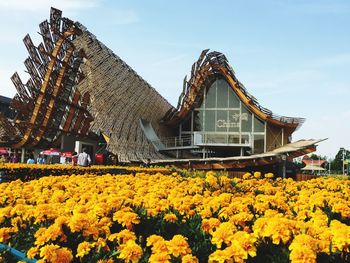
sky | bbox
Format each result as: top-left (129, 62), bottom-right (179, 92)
top-left (0, 0), bottom-right (349, 159)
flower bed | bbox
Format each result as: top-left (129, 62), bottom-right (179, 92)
top-left (0, 163), bottom-right (171, 182)
top-left (0, 171), bottom-right (349, 262)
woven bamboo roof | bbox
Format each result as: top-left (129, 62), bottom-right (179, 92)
top-left (0, 114), bottom-right (20, 145)
top-left (72, 26), bottom-right (175, 162)
top-left (161, 50), bottom-right (305, 132)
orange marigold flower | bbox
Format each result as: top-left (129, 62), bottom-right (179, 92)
top-left (118, 240), bottom-right (143, 263)
top-left (113, 210), bottom-right (140, 230)
top-left (242, 173), bottom-right (252, 180)
top-left (76, 241), bottom-right (95, 258)
top-left (208, 249), bottom-right (229, 263)
top-left (0, 227), bottom-right (12, 243)
top-left (27, 246), bottom-right (40, 259)
top-left (164, 213), bottom-right (178, 223)
top-left (166, 235), bottom-right (191, 257)
top-left (211, 222), bottom-right (237, 249)
top-left (201, 218), bottom-right (220, 233)
top-left (115, 229), bottom-right (137, 245)
top-left (253, 172), bottom-right (261, 179)
top-left (54, 247), bottom-right (73, 263)
top-left (289, 247), bottom-right (316, 263)
top-left (182, 254), bottom-right (199, 263)
top-left (40, 244), bottom-right (73, 263)
top-left (149, 252), bottom-right (171, 263)
top-left (264, 173), bottom-right (274, 179)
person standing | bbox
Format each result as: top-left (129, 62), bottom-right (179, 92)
top-left (71, 152), bottom-right (78, 166)
top-left (77, 148), bottom-right (91, 167)
top-left (10, 153), bottom-right (19, 163)
top-left (36, 155), bottom-right (45, 164)
top-left (27, 154), bottom-right (35, 164)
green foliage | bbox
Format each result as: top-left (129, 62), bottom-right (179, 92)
top-left (331, 148), bottom-right (350, 173)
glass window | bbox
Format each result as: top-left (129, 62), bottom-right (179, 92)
top-left (241, 134), bottom-right (250, 144)
top-left (228, 135), bottom-right (240, 144)
top-left (228, 87), bottom-right (240, 108)
top-left (228, 110), bottom-right (240, 132)
top-left (241, 106), bottom-right (252, 132)
top-left (254, 116), bottom-right (265, 133)
top-left (207, 134), bottom-right (227, 144)
top-left (216, 110), bottom-right (228, 132)
top-left (205, 82), bottom-right (216, 108)
top-left (193, 110), bottom-right (203, 131)
top-left (254, 134), bottom-right (265, 154)
top-left (204, 110), bottom-right (216, 132)
top-left (216, 79), bottom-right (229, 108)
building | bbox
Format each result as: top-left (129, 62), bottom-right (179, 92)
top-left (0, 7), bottom-right (322, 169)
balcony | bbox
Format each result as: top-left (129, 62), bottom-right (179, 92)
top-left (160, 132), bottom-right (251, 151)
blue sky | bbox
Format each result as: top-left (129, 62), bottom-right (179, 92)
top-left (0, 0), bottom-right (349, 159)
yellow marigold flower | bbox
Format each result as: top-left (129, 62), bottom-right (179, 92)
top-left (149, 252), bottom-right (171, 263)
top-left (34, 224), bottom-right (63, 246)
top-left (253, 172), bottom-right (261, 179)
top-left (96, 237), bottom-right (109, 251)
top-left (181, 254), bottom-right (199, 263)
top-left (76, 241), bottom-right (95, 258)
top-left (0, 227), bottom-right (12, 242)
top-left (54, 247), bottom-right (73, 263)
top-left (164, 213), bottom-right (178, 223)
top-left (208, 249), bottom-right (229, 263)
top-left (40, 244), bottom-right (73, 263)
top-left (97, 260), bottom-right (114, 263)
top-left (264, 173), bottom-right (274, 179)
top-left (147, 235), bottom-right (168, 254)
top-left (201, 218), bottom-right (220, 233)
top-left (118, 240), bottom-right (143, 263)
top-left (205, 172), bottom-right (219, 189)
top-left (113, 210), bottom-right (140, 230)
top-left (107, 233), bottom-right (119, 242)
top-left (242, 173), bottom-right (252, 180)
top-left (289, 247), bottom-right (316, 263)
top-left (289, 234), bottom-right (317, 253)
top-left (115, 229), bottom-right (137, 245)
top-left (83, 225), bottom-right (99, 240)
top-left (27, 246), bottom-right (40, 259)
top-left (68, 212), bottom-right (91, 232)
top-left (224, 240), bottom-right (247, 263)
top-left (166, 235), bottom-right (191, 257)
top-left (229, 212), bottom-right (254, 228)
top-left (211, 222), bottom-right (237, 248)
top-left (199, 208), bottom-right (212, 219)
top-left (330, 220), bottom-right (350, 253)
top-left (232, 231), bottom-right (257, 258)
top-left (253, 217), bottom-right (295, 245)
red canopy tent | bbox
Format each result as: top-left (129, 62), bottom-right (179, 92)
top-left (61, 152), bottom-right (73, 158)
top-left (0, 147), bottom-right (9, 155)
top-left (40, 148), bottom-right (61, 156)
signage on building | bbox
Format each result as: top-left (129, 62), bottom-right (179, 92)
top-left (216, 112), bottom-right (248, 128)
